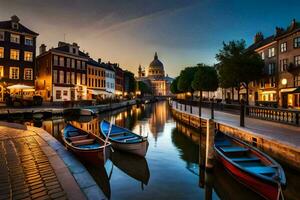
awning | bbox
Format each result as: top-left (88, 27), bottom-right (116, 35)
top-left (281, 87), bottom-right (300, 93)
top-left (262, 90), bottom-right (276, 94)
top-left (7, 84), bottom-right (34, 90)
top-left (88, 89), bottom-right (107, 95)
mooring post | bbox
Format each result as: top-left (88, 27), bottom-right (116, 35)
top-left (204, 171), bottom-right (213, 200)
top-left (205, 119), bottom-right (215, 170)
top-left (210, 100), bottom-right (214, 120)
top-left (240, 99), bottom-right (245, 127)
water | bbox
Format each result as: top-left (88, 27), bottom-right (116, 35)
top-left (22, 101), bottom-right (300, 200)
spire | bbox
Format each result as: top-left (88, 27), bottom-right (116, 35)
top-left (154, 52), bottom-right (158, 60)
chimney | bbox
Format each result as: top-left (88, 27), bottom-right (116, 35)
top-left (11, 15), bottom-right (20, 23)
top-left (98, 58), bottom-right (102, 64)
top-left (290, 19), bottom-right (296, 30)
top-left (254, 32), bottom-right (264, 43)
top-left (39, 44), bottom-right (47, 55)
top-left (275, 27), bottom-right (284, 36)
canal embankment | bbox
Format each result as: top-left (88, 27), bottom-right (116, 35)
top-left (170, 101), bottom-right (300, 170)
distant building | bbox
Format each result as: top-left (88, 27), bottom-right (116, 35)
top-left (113, 64), bottom-right (124, 97)
top-left (36, 42), bottom-right (89, 102)
top-left (137, 52), bottom-right (173, 96)
top-left (86, 58), bottom-right (106, 99)
top-left (0, 15), bottom-right (38, 101)
top-left (104, 63), bottom-right (115, 98)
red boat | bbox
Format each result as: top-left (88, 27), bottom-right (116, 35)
top-left (214, 131), bottom-right (286, 200)
top-left (61, 124), bottom-right (111, 165)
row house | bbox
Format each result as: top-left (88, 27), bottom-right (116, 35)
top-left (247, 19), bottom-right (300, 109)
top-left (113, 64), bottom-right (124, 96)
top-left (36, 42), bottom-right (89, 102)
top-left (104, 62), bottom-right (115, 98)
top-left (0, 15), bottom-right (38, 101)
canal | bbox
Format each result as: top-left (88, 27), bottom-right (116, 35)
top-left (19, 101), bottom-right (300, 200)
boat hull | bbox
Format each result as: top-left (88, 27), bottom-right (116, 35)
top-left (110, 140), bottom-right (149, 157)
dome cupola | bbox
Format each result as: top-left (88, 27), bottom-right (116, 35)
top-left (148, 52), bottom-right (165, 78)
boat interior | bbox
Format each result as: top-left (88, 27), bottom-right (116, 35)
top-left (215, 134), bottom-right (277, 178)
top-left (65, 125), bottom-right (102, 149)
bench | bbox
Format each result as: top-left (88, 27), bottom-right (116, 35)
top-left (220, 146), bottom-right (249, 153)
top-left (232, 157), bottom-right (260, 162)
top-left (69, 135), bottom-right (88, 142)
top-left (72, 139), bottom-right (95, 146)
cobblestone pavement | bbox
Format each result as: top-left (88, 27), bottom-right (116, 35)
top-left (0, 126), bottom-right (67, 200)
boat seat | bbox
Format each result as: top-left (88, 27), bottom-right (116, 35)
top-left (113, 135), bottom-right (135, 141)
top-left (245, 166), bottom-right (276, 175)
top-left (72, 139), bottom-right (95, 146)
top-left (232, 157), bottom-right (260, 162)
top-left (215, 140), bottom-right (231, 147)
top-left (220, 146), bottom-right (249, 153)
top-left (124, 137), bottom-right (140, 142)
top-left (110, 132), bottom-right (128, 137)
top-left (67, 130), bottom-right (80, 137)
top-left (68, 135), bottom-right (88, 142)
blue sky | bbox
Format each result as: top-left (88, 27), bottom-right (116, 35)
top-left (1, 0), bottom-right (300, 77)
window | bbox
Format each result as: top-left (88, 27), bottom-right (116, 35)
top-left (294, 37), bottom-right (300, 48)
top-left (82, 61), bottom-right (86, 70)
top-left (25, 37), bottom-right (33, 46)
top-left (53, 70), bottom-right (58, 83)
top-left (12, 22), bottom-right (18, 29)
top-left (71, 59), bottom-right (75, 68)
top-left (295, 56), bottom-right (300, 66)
top-left (280, 59), bottom-right (288, 72)
top-left (0, 47), bottom-right (4, 58)
top-left (24, 51), bottom-right (33, 61)
top-left (66, 72), bottom-right (70, 84)
top-left (270, 76), bottom-right (276, 87)
top-left (10, 49), bottom-right (19, 60)
top-left (10, 34), bottom-right (20, 43)
top-left (295, 75), bottom-right (300, 87)
top-left (63, 91), bottom-right (68, 96)
top-left (59, 71), bottom-right (64, 83)
top-left (9, 67), bottom-right (19, 79)
top-left (59, 57), bottom-right (64, 66)
top-left (82, 74), bottom-right (86, 85)
top-left (0, 66), bottom-right (3, 77)
top-left (77, 60), bottom-right (81, 69)
top-left (260, 79), bottom-right (265, 88)
top-left (53, 55), bottom-right (59, 66)
top-left (76, 73), bottom-right (81, 84)
top-left (66, 58), bottom-right (71, 67)
top-left (56, 90), bottom-right (61, 99)
top-left (24, 68), bottom-right (33, 80)
top-left (280, 42), bottom-right (287, 52)
top-left (268, 48), bottom-right (275, 57)
top-left (71, 72), bottom-right (75, 84)
top-left (0, 32), bottom-right (4, 41)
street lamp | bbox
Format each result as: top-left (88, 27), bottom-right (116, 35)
top-left (281, 78), bottom-right (287, 88)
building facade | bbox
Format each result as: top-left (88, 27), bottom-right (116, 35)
top-left (113, 64), bottom-right (124, 97)
top-left (137, 52), bottom-right (173, 96)
top-left (104, 63), bottom-right (115, 98)
top-left (247, 19), bottom-right (300, 109)
top-left (87, 59), bottom-right (106, 99)
top-left (36, 42), bottom-right (89, 102)
top-left (0, 15), bottom-right (38, 101)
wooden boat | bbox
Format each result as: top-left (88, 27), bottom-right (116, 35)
top-left (61, 123), bottom-right (110, 165)
top-left (111, 150), bottom-right (150, 186)
top-left (214, 131), bottom-right (286, 200)
top-left (99, 120), bottom-right (149, 157)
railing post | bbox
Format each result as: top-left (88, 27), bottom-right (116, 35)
top-left (206, 119), bottom-right (215, 170)
top-left (240, 99), bottom-right (245, 127)
top-left (199, 101), bottom-right (202, 117)
top-left (210, 100), bottom-right (214, 120)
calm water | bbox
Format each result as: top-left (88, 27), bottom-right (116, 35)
top-left (22, 101), bottom-right (300, 200)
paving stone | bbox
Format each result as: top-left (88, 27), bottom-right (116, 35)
top-left (30, 187), bottom-right (46, 195)
top-left (49, 191), bottom-right (66, 199)
top-left (12, 191), bottom-right (30, 200)
top-left (31, 191), bottom-right (48, 199)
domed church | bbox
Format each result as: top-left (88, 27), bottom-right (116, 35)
top-left (137, 52), bottom-right (173, 96)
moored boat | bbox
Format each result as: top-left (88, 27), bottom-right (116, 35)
top-left (214, 131), bottom-right (286, 200)
top-left (61, 123), bottom-right (110, 165)
top-left (99, 120), bottom-right (149, 157)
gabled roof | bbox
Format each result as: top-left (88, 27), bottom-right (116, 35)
top-left (54, 45), bottom-right (89, 58)
top-left (246, 35), bottom-right (275, 52)
top-left (0, 20), bottom-right (38, 36)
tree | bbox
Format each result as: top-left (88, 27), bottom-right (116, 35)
top-left (216, 40), bottom-right (264, 104)
top-left (177, 66), bottom-right (198, 98)
top-left (192, 64), bottom-right (219, 116)
top-left (170, 77), bottom-right (180, 94)
top-left (136, 81), bottom-right (152, 96)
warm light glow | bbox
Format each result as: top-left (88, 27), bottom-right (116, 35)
top-left (136, 90), bottom-right (141, 95)
top-left (281, 78), bottom-right (287, 85)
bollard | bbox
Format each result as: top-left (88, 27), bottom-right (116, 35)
top-left (198, 132), bottom-right (205, 188)
top-left (205, 119), bottom-right (215, 170)
top-left (210, 101), bottom-right (214, 120)
top-left (240, 99), bottom-right (245, 127)
top-left (199, 101), bottom-right (202, 117)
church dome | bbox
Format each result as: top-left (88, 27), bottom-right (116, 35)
top-left (148, 52), bottom-right (165, 78)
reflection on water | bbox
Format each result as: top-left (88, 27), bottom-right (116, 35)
top-left (27, 101), bottom-right (300, 200)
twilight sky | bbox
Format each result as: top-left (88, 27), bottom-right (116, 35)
top-left (1, 0), bottom-right (300, 77)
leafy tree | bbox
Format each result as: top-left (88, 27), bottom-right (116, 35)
top-left (136, 81), bottom-right (152, 96)
top-left (177, 66), bottom-right (198, 98)
top-left (170, 77), bottom-right (180, 94)
top-left (216, 40), bottom-right (264, 104)
top-left (124, 71), bottom-right (136, 93)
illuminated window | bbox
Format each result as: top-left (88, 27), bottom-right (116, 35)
top-left (66, 58), bottom-right (71, 67)
top-left (53, 55), bottom-right (59, 66)
top-left (268, 48), bottom-right (275, 57)
top-left (24, 51), bottom-right (33, 61)
top-left (71, 59), bottom-right (75, 68)
top-left (0, 66), bottom-right (3, 77)
top-left (63, 91), bottom-right (68, 96)
top-left (24, 68), bottom-right (33, 80)
top-left (59, 71), bottom-right (64, 83)
top-left (10, 34), bottom-right (20, 43)
top-left (25, 37), bottom-right (33, 46)
top-left (59, 57), bottom-right (64, 66)
top-left (10, 49), bottom-right (19, 60)
top-left (53, 70), bottom-right (58, 83)
top-left (280, 59), bottom-right (288, 72)
top-left (294, 75), bottom-right (300, 87)
top-left (56, 90), bottom-right (61, 99)
top-left (294, 37), bottom-right (300, 48)
top-left (0, 32), bottom-right (4, 41)
top-left (77, 73), bottom-right (81, 84)
top-left (280, 42), bottom-right (287, 52)
top-left (294, 55), bottom-right (300, 66)
top-left (66, 72), bottom-right (70, 84)
top-left (82, 61), bottom-right (86, 70)
top-left (82, 74), bottom-right (86, 85)
top-left (9, 67), bottom-right (19, 79)
top-left (0, 47), bottom-right (4, 58)
top-left (71, 72), bottom-right (75, 84)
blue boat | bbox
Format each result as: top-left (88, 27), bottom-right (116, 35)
top-left (100, 120), bottom-right (149, 157)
